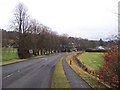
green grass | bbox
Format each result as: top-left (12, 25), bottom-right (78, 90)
top-left (51, 57), bottom-right (71, 88)
top-left (66, 54), bottom-right (107, 89)
top-left (0, 48), bottom-right (19, 65)
top-left (1, 59), bottom-right (27, 65)
top-left (0, 48), bottom-right (54, 66)
top-left (2, 48), bottom-right (18, 61)
top-left (78, 52), bottom-right (104, 71)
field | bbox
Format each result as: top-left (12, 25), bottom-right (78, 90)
top-left (2, 48), bottom-right (18, 61)
top-left (78, 52), bottom-right (105, 71)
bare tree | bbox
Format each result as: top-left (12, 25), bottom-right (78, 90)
top-left (28, 19), bottom-right (42, 55)
top-left (12, 2), bottom-right (31, 59)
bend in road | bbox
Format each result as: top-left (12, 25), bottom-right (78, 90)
top-left (2, 53), bottom-right (64, 88)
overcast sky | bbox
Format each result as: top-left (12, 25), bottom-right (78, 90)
top-left (0, 0), bottom-right (119, 40)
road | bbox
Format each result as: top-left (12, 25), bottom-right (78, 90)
top-left (2, 53), bottom-right (63, 88)
top-left (2, 53), bottom-right (92, 89)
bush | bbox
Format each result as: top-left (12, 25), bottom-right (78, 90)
top-left (96, 44), bottom-right (119, 89)
top-left (85, 49), bottom-right (107, 52)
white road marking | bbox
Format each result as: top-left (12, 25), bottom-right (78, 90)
top-left (3, 73), bottom-right (14, 79)
top-left (3, 69), bottom-right (21, 79)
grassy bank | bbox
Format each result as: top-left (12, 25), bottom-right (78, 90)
top-left (51, 57), bottom-right (71, 88)
top-left (0, 48), bottom-right (19, 65)
top-left (2, 48), bottom-right (18, 61)
top-left (66, 54), bottom-right (106, 89)
top-left (78, 52), bottom-right (104, 71)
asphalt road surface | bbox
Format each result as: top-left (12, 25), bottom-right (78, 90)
top-left (2, 53), bottom-right (63, 88)
top-left (62, 57), bottom-right (92, 89)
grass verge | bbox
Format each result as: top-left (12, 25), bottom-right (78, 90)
top-left (51, 57), bottom-right (71, 88)
top-left (66, 53), bottom-right (107, 89)
top-left (78, 52), bottom-right (104, 71)
top-left (2, 48), bottom-right (18, 61)
top-left (0, 55), bottom-right (44, 66)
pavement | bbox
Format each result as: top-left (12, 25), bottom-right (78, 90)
top-left (2, 53), bottom-right (63, 88)
top-left (62, 57), bottom-right (92, 89)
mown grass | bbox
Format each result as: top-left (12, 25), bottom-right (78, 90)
top-left (0, 48), bottom-right (19, 65)
top-left (66, 54), bottom-right (107, 89)
top-left (2, 48), bottom-right (18, 61)
top-left (78, 52), bottom-right (104, 71)
top-left (51, 57), bottom-right (71, 88)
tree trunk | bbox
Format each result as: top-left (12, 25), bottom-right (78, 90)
top-left (37, 49), bottom-right (39, 55)
top-left (18, 34), bottom-right (31, 59)
top-left (41, 49), bottom-right (43, 55)
top-left (18, 47), bottom-right (30, 59)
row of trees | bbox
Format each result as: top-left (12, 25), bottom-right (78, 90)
top-left (9, 3), bottom-right (70, 58)
top-left (2, 28), bottom-right (115, 49)
top-left (2, 28), bottom-right (115, 57)
top-left (1, 3), bottom-right (116, 59)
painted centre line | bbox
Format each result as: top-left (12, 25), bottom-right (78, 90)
top-left (3, 73), bottom-right (14, 79)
